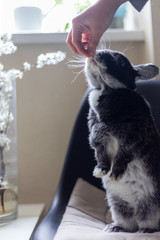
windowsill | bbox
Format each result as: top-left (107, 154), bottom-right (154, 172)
top-left (12, 29), bottom-right (145, 45)
top-left (0, 204), bottom-right (44, 240)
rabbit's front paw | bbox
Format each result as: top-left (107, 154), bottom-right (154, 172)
top-left (93, 166), bottom-right (107, 178)
top-left (109, 167), bottom-right (124, 181)
top-left (103, 223), bottom-right (125, 232)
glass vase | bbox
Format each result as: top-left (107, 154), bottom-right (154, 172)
top-left (0, 82), bottom-right (18, 224)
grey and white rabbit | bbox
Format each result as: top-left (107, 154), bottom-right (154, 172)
top-left (85, 49), bottom-right (160, 233)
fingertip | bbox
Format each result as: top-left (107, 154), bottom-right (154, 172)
top-left (88, 39), bottom-right (99, 57)
top-left (88, 50), bottom-right (96, 58)
top-left (66, 31), bottom-right (92, 57)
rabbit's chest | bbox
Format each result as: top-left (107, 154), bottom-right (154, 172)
top-left (102, 159), bottom-right (154, 205)
top-left (89, 88), bottom-right (138, 124)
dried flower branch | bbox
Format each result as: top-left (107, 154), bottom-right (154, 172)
top-left (0, 33), bottom-right (66, 186)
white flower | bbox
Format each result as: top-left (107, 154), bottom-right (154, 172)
top-left (0, 42), bottom-right (17, 56)
top-left (0, 110), bottom-right (9, 123)
top-left (0, 99), bottom-right (9, 119)
top-left (23, 62), bottom-right (31, 71)
top-left (0, 34), bottom-right (66, 158)
top-left (1, 33), bottom-right (12, 43)
top-left (0, 64), bottom-right (4, 71)
top-left (0, 115), bottom-right (8, 132)
top-left (0, 180), bottom-right (7, 188)
top-left (0, 96), bottom-right (10, 112)
top-left (0, 34), bottom-right (17, 56)
top-left (7, 69), bottom-right (23, 80)
top-left (0, 133), bottom-right (11, 151)
top-left (36, 51), bottom-right (66, 68)
top-left (0, 93), bottom-right (13, 132)
top-left (0, 74), bottom-right (13, 93)
top-left (9, 112), bottom-right (14, 122)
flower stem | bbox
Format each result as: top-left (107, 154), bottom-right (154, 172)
top-left (0, 148), bottom-right (6, 214)
top-left (0, 188), bottom-right (5, 214)
top-left (0, 147), bottom-right (5, 182)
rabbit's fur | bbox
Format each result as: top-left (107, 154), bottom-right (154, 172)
top-left (85, 49), bottom-right (160, 233)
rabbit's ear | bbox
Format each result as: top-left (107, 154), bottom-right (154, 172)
top-left (134, 64), bottom-right (159, 80)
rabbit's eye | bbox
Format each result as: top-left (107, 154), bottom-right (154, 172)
top-left (95, 56), bottom-right (103, 63)
top-left (98, 59), bottom-right (103, 63)
top-left (115, 56), bottom-right (126, 67)
top-left (119, 58), bottom-right (125, 65)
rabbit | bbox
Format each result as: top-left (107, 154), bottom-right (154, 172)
top-left (85, 49), bottom-right (160, 233)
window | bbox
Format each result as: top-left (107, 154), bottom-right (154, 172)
top-left (0, 0), bottom-right (139, 34)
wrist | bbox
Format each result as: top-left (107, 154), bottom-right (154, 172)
top-left (97, 0), bottom-right (127, 9)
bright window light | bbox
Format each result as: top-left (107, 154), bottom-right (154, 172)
top-left (0, 0), bottom-right (136, 33)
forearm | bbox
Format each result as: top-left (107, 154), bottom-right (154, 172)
top-left (98, 0), bottom-right (148, 12)
top-left (82, 0), bottom-right (128, 31)
top-left (95, 0), bottom-right (128, 12)
top-left (97, 0), bottom-right (148, 12)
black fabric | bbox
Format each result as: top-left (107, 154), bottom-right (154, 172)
top-left (129, 0), bottom-right (148, 12)
top-left (30, 78), bottom-right (160, 240)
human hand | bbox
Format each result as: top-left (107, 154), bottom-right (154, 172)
top-left (66, 0), bottom-right (126, 57)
